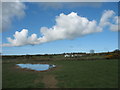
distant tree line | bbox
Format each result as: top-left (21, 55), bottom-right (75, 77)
top-left (2, 49), bottom-right (120, 60)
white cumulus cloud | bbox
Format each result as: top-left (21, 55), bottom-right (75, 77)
top-left (1, 0), bottom-right (26, 32)
top-left (40, 12), bottom-right (102, 41)
top-left (3, 29), bottom-right (41, 47)
top-left (109, 16), bottom-right (120, 31)
top-left (99, 10), bottom-right (119, 31)
top-left (99, 10), bottom-right (115, 27)
top-left (2, 10), bottom-right (119, 47)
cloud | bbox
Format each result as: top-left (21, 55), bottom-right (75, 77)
top-left (99, 10), bottom-right (115, 27)
top-left (99, 10), bottom-right (119, 31)
top-left (40, 12), bottom-right (102, 40)
top-left (2, 29), bottom-right (39, 46)
top-left (1, 0), bottom-right (26, 32)
top-left (109, 16), bottom-right (120, 31)
top-left (2, 10), bottom-right (119, 47)
top-left (2, 12), bottom-right (102, 47)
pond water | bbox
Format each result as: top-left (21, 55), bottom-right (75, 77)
top-left (16, 64), bottom-right (56, 71)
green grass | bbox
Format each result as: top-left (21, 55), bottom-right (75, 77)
top-left (3, 63), bottom-right (45, 88)
top-left (51, 60), bottom-right (118, 88)
top-left (2, 59), bottom-right (118, 88)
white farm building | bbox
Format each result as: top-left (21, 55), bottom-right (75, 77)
top-left (64, 54), bottom-right (84, 58)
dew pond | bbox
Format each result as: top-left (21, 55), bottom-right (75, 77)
top-left (16, 64), bottom-right (56, 71)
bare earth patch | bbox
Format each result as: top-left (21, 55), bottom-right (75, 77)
top-left (42, 75), bottom-right (58, 88)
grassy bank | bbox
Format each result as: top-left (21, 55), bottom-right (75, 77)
top-left (2, 59), bottom-right (118, 88)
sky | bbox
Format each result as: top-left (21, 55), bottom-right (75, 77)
top-left (1, 2), bottom-right (119, 55)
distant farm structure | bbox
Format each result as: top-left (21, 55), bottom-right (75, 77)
top-left (64, 53), bottom-right (85, 58)
top-left (90, 50), bottom-right (95, 54)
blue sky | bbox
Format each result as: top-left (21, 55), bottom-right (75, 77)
top-left (2, 2), bottom-right (119, 55)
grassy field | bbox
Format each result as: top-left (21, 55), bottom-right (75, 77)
top-left (2, 58), bottom-right (118, 88)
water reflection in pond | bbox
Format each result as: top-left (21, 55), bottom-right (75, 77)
top-left (16, 64), bottom-right (56, 71)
